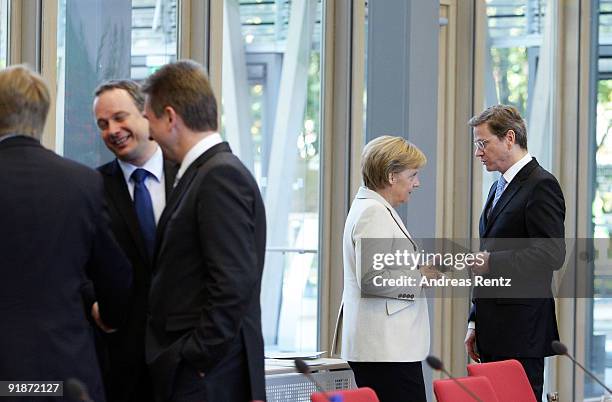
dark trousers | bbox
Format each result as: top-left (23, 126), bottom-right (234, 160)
top-left (348, 361), bottom-right (427, 402)
top-left (480, 353), bottom-right (544, 401)
top-left (109, 361), bottom-right (153, 402)
top-left (170, 343), bottom-right (251, 402)
top-left (94, 327), bottom-right (153, 402)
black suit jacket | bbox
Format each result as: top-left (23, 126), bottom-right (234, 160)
top-left (0, 136), bottom-right (132, 402)
top-left (470, 158), bottom-right (565, 358)
top-left (96, 158), bottom-right (177, 402)
top-left (146, 142), bottom-right (266, 402)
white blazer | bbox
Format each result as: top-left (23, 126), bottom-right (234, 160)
top-left (336, 186), bottom-right (430, 362)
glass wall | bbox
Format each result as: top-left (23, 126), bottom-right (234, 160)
top-left (482, 0), bottom-right (556, 203)
top-left (221, 0), bottom-right (324, 352)
top-left (588, 1), bottom-right (612, 399)
top-left (362, 0), bottom-right (368, 137)
top-left (485, 0), bottom-right (544, 116)
top-left (55, 0), bottom-right (177, 166)
top-left (0, 0), bottom-right (7, 68)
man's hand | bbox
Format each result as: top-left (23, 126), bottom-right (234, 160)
top-left (91, 302), bottom-right (117, 333)
top-left (464, 328), bottom-right (480, 362)
top-left (470, 251), bottom-right (490, 275)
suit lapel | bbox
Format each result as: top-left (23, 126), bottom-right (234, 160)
top-left (102, 160), bottom-right (149, 262)
top-left (154, 166), bottom-right (197, 258)
top-left (154, 142), bottom-right (231, 262)
top-left (484, 181), bottom-right (521, 235)
top-left (385, 206), bottom-right (418, 251)
top-left (355, 186), bottom-right (418, 250)
top-left (483, 158), bottom-right (539, 237)
top-left (480, 183), bottom-right (496, 236)
top-left (162, 159), bottom-right (178, 201)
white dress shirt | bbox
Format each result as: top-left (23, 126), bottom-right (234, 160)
top-left (117, 146), bottom-right (166, 224)
top-left (175, 133), bottom-right (223, 185)
top-left (501, 152), bottom-right (532, 190)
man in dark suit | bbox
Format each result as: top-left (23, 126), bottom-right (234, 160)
top-left (0, 65), bottom-right (132, 402)
top-left (92, 80), bottom-right (178, 402)
top-left (464, 105), bottom-right (566, 400)
top-left (141, 60), bottom-right (266, 402)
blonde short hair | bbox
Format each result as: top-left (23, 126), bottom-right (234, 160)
top-left (0, 65), bottom-right (50, 139)
top-left (142, 60), bottom-right (217, 132)
top-left (361, 135), bottom-right (427, 190)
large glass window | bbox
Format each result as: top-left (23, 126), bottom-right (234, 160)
top-left (588, 2), bottom-right (612, 399)
top-left (221, 0), bottom-right (324, 352)
top-left (485, 0), bottom-right (544, 116)
top-left (362, 0), bottom-right (368, 137)
top-left (56, 0), bottom-right (177, 166)
top-left (0, 0), bottom-right (8, 68)
top-left (482, 0), bottom-right (556, 201)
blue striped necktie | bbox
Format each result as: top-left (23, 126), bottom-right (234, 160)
top-left (489, 175), bottom-right (507, 219)
top-left (131, 168), bottom-right (156, 258)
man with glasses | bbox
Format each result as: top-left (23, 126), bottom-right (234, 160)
top-left (464, 105), bottom-right (566, 400)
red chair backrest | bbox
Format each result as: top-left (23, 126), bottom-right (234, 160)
top-left (311, 387), bottom-right (379, 402)
top-left (467, 359), bottom-right (537, 402)
top-left (433, 376), bottom-right (500, 402)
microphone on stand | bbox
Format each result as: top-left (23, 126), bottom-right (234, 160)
top-left (552, 340), bottom-right (612, 395)
top-left (294, 359), bottom-right (342, 402)
top-left (426, 355), bottom-right (483, 402)
top-left (65, 378), bottom-right (94, 402)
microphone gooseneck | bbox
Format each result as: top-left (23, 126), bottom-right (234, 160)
top-left (553, 340), bottom-right (612, 395)
top-left (294, 358), bottom-right (334, 401)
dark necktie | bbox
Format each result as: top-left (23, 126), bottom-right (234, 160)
top-left (131, 168), bottom-right (156, 258)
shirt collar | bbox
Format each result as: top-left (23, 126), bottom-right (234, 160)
top-left (176, 133), bottom-right (223, 181)
top-left (502, 152), bottom-right (532, 184)
top-left (117, 145), bottom-right (164, 183)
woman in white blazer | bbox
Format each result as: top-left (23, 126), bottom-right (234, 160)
top-left (339, 136), bottom-right (439, 402)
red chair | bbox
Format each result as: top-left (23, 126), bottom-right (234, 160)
top-left (433, 376), bottom-right (500, 402)
top-left (311, 387), bottom-right (379, 402)
top-left (467, 359), bottom-right (536, 402)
